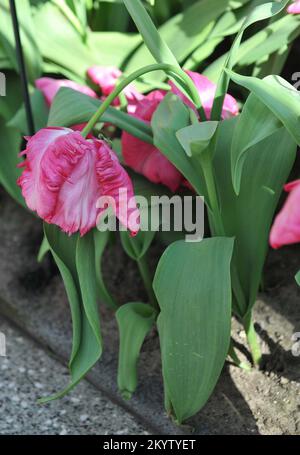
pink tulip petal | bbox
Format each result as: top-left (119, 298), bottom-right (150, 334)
top-left (35, 77), bottom-right (97, 107)
top-left (122, 90), bottom-right (184, 192)
top-left (287, 1), bottom-right (300, 14)
top-left (87, 66), bottom-right (143, 108)
top-left (122, 132), bottom-right (183, 192)
top-left (87, 66), bottom-right (122, 96)
top-left (18, 128), bottom-right (139, 236)
top-left (270, 180), bottom-right (300, 249)
top-left (169, 70), bottom-right (239, 120)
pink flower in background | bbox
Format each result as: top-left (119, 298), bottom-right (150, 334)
top-left (287, 1), bottom-right (300, 14)
top-left (122, 71), bottom-right (239, 191)
top-left (17, 128), bottom-right (139, 236)
top-left (169, 71), bottom-right (239, 120)
top-left (87, 66), bottom-right (143, 110)
top-left (270, 180), bottom-right (300, 249)
top-left (35, 77), bottom-right (97, 106)
top-left (122, 90), bottom-right (184, 192)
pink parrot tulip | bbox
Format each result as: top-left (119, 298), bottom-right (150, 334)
top-left (122, 71), bottom-right (239, 191)
top-left (35, 77), bottom-right (97, 107)
top-left (17, 128), bottom-right (140, 236)
top-left (270, 180), bottom-right (300, 249)
top-left (287, 1), bottom-right (300, 14)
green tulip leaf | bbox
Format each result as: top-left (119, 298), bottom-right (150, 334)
top-left (116, 302), bottom-right (156, 399)
top-left (40, 226), bottom-right (102, 403)
top-left (154, 237), bottom-right (234, 423)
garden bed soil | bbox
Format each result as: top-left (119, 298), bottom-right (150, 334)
top-left (0, 189), bottom-right (299, 435)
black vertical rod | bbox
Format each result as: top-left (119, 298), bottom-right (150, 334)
top-left (9, 0), bottom-right (35, 136)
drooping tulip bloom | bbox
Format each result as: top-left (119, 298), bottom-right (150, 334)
top-left (122, 71), bottom-right (239, 191)
top-left (17, 128), bottom-right (140, 236)
top-left (169, 71), bottom-right (239, 120)
top-left (270, 180), bottom-right (300, 249)
top-left (287, 1), bottom-right (300, 14)
top-left (87, 66), bottom-right (143, 110)
top-left (36, 77), bottom-right (98, 107)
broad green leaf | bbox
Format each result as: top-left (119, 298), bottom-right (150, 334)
top-left (214, 118), bottom-right (296, 318)
top-left (116, 302), bottom-right (156, 399)
top-left (88, 32), bottom-right (142, 69)
top-left (122, 0), bottom-right (179, 68)
top-left (89, 0), bottom-right (130, 32)
top-left (93, 229), bottom-right (118, 310)
top-left (152, 93), bottom-right (209, 204)
top-left (34, 2), bottom-right (139, 79)
top-left (176, 121), bottom-right (219, 158)
top-left (53, 0), bottom-right (87, 39)
top-left (0, 72), bottom-right (25, 206)
top-left (33, 2), bottom-right (93, 79)
top-left (184, 1), bottom-right (258, 70)
top-left (239, 15), bottom-right (300, 69)
top-left (41, 226), bottom-right (82, 399)
top-left (0, 122), bottom-right (24, 207)
top-left (205, 13), bottom-right (300, 82)
top-left (122, 0), bottom-right (194, 100)
top-left (227, 71), bottom-right (300, 146)
top-left (231, 94), bottom-right (281, 194)
top-left (125, 0), bottom-right (232, 76)
top-left (76, 232), bottom-right (102, 348)
top-left (0, 0), bottom-right (42, 82)
top-left (252, 44), bottom-right (291, 80)
top-left (8, 90), bottom-right (49, 135)
top-left (40, 226), bottom-right (102, 402)
top-left (211, 0), bottom-right (290, 119)
top-left (48, 88), bottom-right (153, 145)
top-left (154, 237), bottom-right (234, 423)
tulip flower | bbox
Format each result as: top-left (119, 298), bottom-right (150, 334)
top-left (17, 128), bottom-right (140, 236)
top-left (87, 66), bottom-right (143, 110)
top-left (35, 77), bottom-right (97, 107)
top-left (122, 90), bottom-right (184, 192)
top-left (287, 0), bottom-right (300, 14)
top-left (270, 180), bottom-right (300, 249)
top-left (122, 71), bottom-right (239, 191)
top-left (169, 71), bottom-right (239, 120)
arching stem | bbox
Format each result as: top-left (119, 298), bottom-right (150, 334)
top-left (81, 63), bottom-right (205, 138)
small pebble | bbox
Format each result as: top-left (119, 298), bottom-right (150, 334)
top-left (79, 414), bottom-right (89, 423)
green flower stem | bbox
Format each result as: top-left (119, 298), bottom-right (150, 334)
top-left (243, 312), bottom-right (262, 367)
top-left (81, 63), bottom-right (205, 138)
top-left (200, 156), bottom-right (225, 236)
top-left (137, 255), bottom-right (159, 311)
top-left (228, 339), bottom-right (251, 371)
